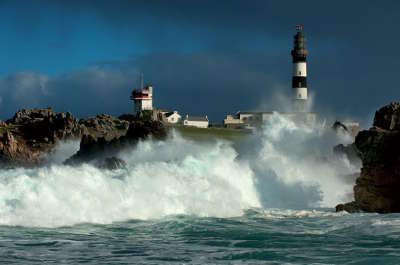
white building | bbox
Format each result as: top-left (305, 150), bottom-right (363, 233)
top-left (224, 111), bottom-right (316, 128)
top-left (130, 85), bottom-right (153, 113)
top-left (164, 111), bottom-right (182, 124)
top-left (183, 115), bottom-right (209, 128)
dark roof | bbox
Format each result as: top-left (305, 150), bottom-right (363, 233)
top-left (185, 116), bottom-right (208, 122)
top-left (164, 112), bottom-right (174, 117)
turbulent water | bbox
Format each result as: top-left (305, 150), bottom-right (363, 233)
top-left (0, 113), bottom-right (399, 264)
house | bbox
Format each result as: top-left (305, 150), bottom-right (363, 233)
top-left (223, 111), bottom-right (262, 128)
top-left (164, 111), bottom-right (182, 124)
top-left (223, 114), bottom-right (244, 129)
top-left (183, 115), bottom-right (209, 128)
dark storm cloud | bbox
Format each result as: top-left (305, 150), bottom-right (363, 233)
top-left (0, 0), bottom-right (399, 125)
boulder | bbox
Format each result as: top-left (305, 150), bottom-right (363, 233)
top-left (335, 201), bottom-right (361, 213)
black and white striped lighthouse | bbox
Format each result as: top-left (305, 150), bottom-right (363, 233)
top-left (291, 24), bottom-right (308, 112)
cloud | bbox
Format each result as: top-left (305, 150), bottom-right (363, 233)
top-left (0, 51), bottom-right (289, 121)
top-left (0, 67), bottom-right (138, 119)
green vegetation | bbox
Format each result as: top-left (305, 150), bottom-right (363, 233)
top-left (166, 125), bottom-right (251, 142)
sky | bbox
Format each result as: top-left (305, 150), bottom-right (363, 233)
top-left (0, 0), bottom-right (399, 126)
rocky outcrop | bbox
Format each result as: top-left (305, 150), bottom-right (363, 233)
top-left (333, 143), bottom-right (361, 166)
top-left (0, 108), bottom-right (82, 167)
top-left (79, 114), bottom-right (129, 140)
top-left (65, 116), bottom-right (166, 165)
top-left (0, 108), bottom-right (166, 168)
top-left (337, 102), bottom-right (400, 213)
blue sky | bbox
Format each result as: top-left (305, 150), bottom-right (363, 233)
top-left (0, 0), bottom-right (399, 126)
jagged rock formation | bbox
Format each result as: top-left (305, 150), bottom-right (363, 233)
top-left (0, 108), bottom-right (82, 167)
top-left (336, 102), bottom-right (400, 213)
top-left (0, 109), bottom-right (166, 168)
top-left (79, 114), bottom-right (129, 140)
top-left (65, 115), bottom-right (166, 165)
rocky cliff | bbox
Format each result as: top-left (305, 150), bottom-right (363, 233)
top-left (66, 114), bottom-right (166, 165)
top-left (0, 109), bottom-right (166, 168)
top-left (0, 108), bottom-right (82, 167)
top-left (336, 102), bottom-right (400, 213)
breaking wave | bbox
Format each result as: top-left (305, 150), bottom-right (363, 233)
top-left (0, 113), bottom-right (359, 227)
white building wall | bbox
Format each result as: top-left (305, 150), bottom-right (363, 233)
top-left (293, 87), bottom-right (307, 100)
top-left (293, 62), bottom-right (307, 77)
top-left (141, 99), bottom-right (153, 110)
top-left (183, 120), bottom-right (209, 128)
top-left (167, 113), bottom-right (181, 124)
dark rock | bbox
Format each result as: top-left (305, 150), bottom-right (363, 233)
top-left (337, 102), bottom-right (400, 213)
top-left (0, 108), bottom-right (82, 167)
top-left (332, 120), bottom-right (349, 132)
top-left (373, 102), bottom-right (400, 130)
top-left (65, 116), bottom-right (166, 165)
top-left (79, 114), bottom-right (129, 140)
top-left (336, 201), bottom-right (361, 213)
top-left (333, 143), bottom-right (361, 165)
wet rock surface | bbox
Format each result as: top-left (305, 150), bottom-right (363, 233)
top-left (337, 102), bottom-right (400, 213)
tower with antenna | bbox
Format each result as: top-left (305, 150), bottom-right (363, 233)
top-left (130, 73), bottom-right (153, 113)
top-left (291, 24), bottom-right (308, 112)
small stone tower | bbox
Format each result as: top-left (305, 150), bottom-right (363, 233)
top-left (291, 24), bottom-right (308, 112)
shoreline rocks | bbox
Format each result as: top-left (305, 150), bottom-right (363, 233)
top-left (65, 114), bottom-right (166, 165)
top-left (0, 108), bottom-right (167, 168)
top-left (337, 102), bottom-right (400, 213)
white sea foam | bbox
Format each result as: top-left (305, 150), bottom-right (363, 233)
top-left (0, 113), bottom-right (359, 227)
top-left (0, 134), bottom-right (260, 227)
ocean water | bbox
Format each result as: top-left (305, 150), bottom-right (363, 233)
top-left (1, 210), bottom-right (400, 264)
top-left (0, 113), bottom-right (398, 264)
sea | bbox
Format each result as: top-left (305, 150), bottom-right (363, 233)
top-left (0, 113), bottom-right (399, 264)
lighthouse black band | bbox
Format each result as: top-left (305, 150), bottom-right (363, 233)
top-left (292, 56), bottom-right (307, 63)
top-left (292, 76), bottom-right (307, 88)
top-left (291, 49), bottom-right (307, 63)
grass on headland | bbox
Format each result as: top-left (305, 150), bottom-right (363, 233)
top-left (166, 124), bottom-right (251, 143)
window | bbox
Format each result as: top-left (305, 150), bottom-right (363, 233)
top-left (299, 71), bottom-right (301, 75)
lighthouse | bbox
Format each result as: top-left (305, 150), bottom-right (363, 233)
top-left (130, 74), bottom-right (153, 114)
top-left (291, 24), bottom-right (308, 112)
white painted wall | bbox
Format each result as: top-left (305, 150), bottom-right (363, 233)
top-left (293, 62), bottom-right (307, 77)
top-left (183, 120), bottom-right (209, 128)
top-left (293, 87), bottom-right (307, 100)
top-left (141, 99), bottom-right (153, 110)
top-left (167, 112), bottom-right (181, 124)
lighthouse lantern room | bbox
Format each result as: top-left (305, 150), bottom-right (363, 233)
top-left (130, 75), bottom-right (153, 114)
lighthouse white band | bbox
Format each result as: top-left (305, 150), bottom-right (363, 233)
top-left (293, 62), bottom-right (307, 77)
top-left (293, 87), bottom-right (307, 100)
